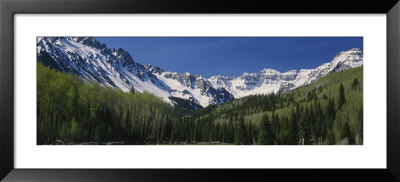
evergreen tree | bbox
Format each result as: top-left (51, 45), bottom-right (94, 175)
top-left (234, 115), bottom-right (248, 145)
top-left (341, 122), bottom-right (355, 144)
top-left (326, 97), bottom-right (336, 129)
top-left (351, 78), bottom-right (359, 90)
top-left (130, 86), bottom-right (135, 94)
top-left (309, 104), bottom-right (315, 138)
top-left (288, 109), bottom-right (299, 145)
top-left (358, 108), bottom-right (363, 144)
top-left (313, 101), bottom-right (324, 144)
top-left (258, 113), bottom-right (274, 145)
top-left (338, 83), bottom-right (346, 109)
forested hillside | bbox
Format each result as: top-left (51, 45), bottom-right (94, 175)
top-left (37, 62), bottom-right (363, 145)
top-left (175, 66), bottom-right (363, 145)
top-left (37, 62), bottom-right (176, 144)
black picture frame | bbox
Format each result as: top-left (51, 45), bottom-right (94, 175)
top-left (1, 0), bottom-right (399, 181)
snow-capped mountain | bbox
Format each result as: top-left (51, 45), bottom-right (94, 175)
top-left (208, 48), bottom-right (363, 98)
top-left (37, 37), bottom-right (234, 107)
top-left (37, 37), bottom-right (363, 107)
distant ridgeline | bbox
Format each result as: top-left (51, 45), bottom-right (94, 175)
top-left (37, 62), bottom-right (363, 145)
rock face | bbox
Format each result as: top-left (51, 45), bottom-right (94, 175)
top-left (208, 48), bottom-right (363, 98)
top-left (37, 37), bottom-right (234, 107)
top-left (37, 37), bottom-right (363, 107)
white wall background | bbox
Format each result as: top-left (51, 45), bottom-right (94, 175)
top-left (14, 14), bottom-right (386, 168)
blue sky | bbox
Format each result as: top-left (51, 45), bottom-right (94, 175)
top-left (96, 37), bottom-right (363, 78)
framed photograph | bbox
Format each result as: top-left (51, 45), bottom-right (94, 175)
top-left (1, 0), bottom-right (399, 181)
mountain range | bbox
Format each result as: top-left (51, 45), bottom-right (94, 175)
top-left (36, 37), bottom-right (363, 107)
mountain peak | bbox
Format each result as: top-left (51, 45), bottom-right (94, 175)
top-left (347, 48), bottom-right (362, 52)
top-left (145, 64), bottom-right (164, 74)
top-left (336, 48), bottom-right (363, 57)
top-left (67, 37), bottom-right (107, 50)
top-left (260, 68), bottom-right (280, 74)
top-left (331, 48), bottom-right (363, 64)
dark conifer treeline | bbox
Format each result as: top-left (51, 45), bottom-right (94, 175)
top-left (37, 62), bottom-right (363, 145)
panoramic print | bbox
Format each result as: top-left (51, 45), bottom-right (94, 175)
top-left (37, 37), bottom-right (363, 145)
